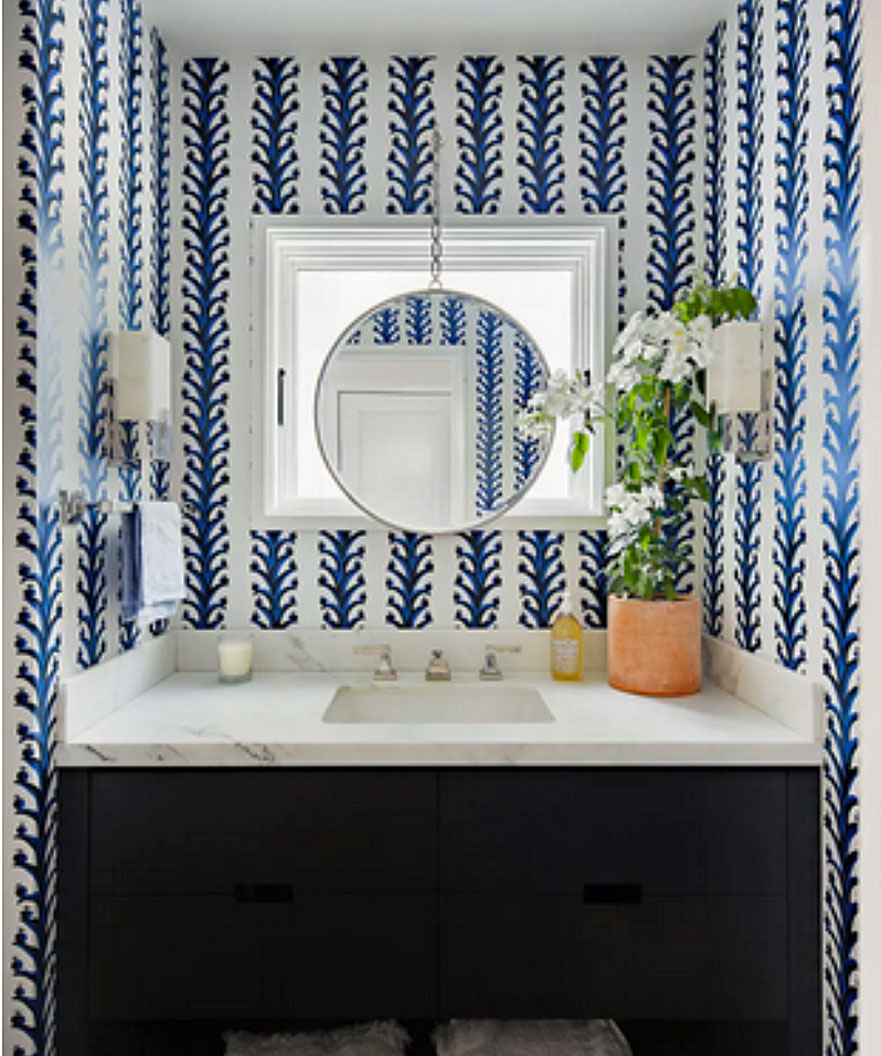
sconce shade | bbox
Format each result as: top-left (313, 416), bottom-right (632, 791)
top-left (706, 320), bottom-right (762, 414)
top-left (109, 330), bottom-right (171, 422)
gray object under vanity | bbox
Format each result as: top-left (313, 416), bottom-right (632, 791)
top-left (57, 765), bottom-right (820, 1056)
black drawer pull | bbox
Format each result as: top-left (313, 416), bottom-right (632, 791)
top-left (583, 883), bottom-right (642, 905)
top-left (234, 883), bottom-right (293, 904)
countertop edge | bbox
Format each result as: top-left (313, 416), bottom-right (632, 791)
top-left (57, 740), bottom-right (823, 769)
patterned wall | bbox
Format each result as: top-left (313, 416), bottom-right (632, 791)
top-left (3, 1), bottom-right (862, 1054)
top-left (7, 1), bottom-right (168, 1051)
top-left (702, 1), bottom-right (862, 1052)
top-left (169, 49), bottom-right (699, 634)
top-left (10, 4), bottom-right (66, 1052)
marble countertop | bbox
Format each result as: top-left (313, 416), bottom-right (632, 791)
top-left (58, 650), bottom-right (822, 767)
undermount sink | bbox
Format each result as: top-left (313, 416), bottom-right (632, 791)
top-left (322, 683), bottom-right (555, 724)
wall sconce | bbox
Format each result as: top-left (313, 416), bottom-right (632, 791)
top-left (106, 330), bottom-right (172, 464)
top-left (706, 320), bottom-right (772, 463)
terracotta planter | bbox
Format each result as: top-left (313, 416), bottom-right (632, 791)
top-left (606, 595), bottom-right (701, 696)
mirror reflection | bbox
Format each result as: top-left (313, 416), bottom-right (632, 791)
top-left (314, 288), bottom-right (552, 533)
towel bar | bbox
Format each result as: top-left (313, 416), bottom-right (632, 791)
top-left (58, 489), bottom-right (193, 527)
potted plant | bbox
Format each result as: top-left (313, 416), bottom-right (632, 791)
top-left (518, 278), bottom-right (756, 696)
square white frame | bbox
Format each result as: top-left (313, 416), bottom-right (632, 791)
top-left (251, 216), bottom-right (615, 530)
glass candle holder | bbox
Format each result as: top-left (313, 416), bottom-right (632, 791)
top-left (218, 636), bottom-right (253, 684)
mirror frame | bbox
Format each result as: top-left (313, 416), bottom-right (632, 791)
top-left (251, 216), bottom-right (616, 530)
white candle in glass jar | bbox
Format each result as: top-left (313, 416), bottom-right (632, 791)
top-left (218, 638), bottom-right (253, 682)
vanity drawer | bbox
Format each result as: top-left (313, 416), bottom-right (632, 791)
top-left (91, 893), bottom-right (437, 1019)
top-left (90, 770), bottom-right (437, 894)
top-left (439, 893), bottom-right (787, 1020)
top-left (439, 769), bottom-right (786, 896)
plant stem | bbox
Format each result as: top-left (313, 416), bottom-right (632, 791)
top-left (653, 384), bottom-right (673, 539)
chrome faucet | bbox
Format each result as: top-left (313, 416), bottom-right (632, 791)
top-left (425, 648), bottom-right (451, 681)
top-left (353, 644), bottom-right (397, 681)
top-left (479, 644), bottom-right (523, 681)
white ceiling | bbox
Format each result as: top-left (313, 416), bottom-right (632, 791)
top-left (144, 0), bottom-right (731, 54)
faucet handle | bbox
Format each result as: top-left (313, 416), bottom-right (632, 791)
top-left (353, 644), bottom-right (397, 681)
top-left (480, 643), bottom-right (522, 681)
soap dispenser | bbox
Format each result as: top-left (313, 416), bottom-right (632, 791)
top-left (550, 591), bottom-right (583, 681)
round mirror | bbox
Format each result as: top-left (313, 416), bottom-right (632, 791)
top-left (314, 288), bottom-right (553, 533)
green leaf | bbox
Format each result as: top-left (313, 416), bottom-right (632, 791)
top-left (708, 414), bottom-right (724, 451)
top-left (731, 286), bottom-right (757, 319)
top-left (690, 399), bottom-right (711, 427)
top-left (569, 431), bottom-right (591, 472)
top-left (652, 426), bottom-right (672, 465)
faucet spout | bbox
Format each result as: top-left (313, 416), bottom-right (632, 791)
top-left (425, 648), bottom-right (451, 681)
top-left (353, 644), bottom-right (397, 681)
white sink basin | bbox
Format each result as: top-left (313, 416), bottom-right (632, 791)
top-left (322, 683), bottom-right (555, 724)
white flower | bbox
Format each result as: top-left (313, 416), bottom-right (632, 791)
top-left (663, 318), bottom-right (690, 351)
top-left (539, 370), bottom-right (589, 419)
top-left (607, 358), bottom-right (641, 393)
top-left (604, 481), bottom-right (666, 541)
top-left (515, 408), bottom-right (554, 442)
top-left (609, 310), bottom-right (671, 390)
top-left (604, 483), bottom-right (628, 508)
top-left (635, 308), bottom-right (715, 386)
top-left (611, 311), bottom-right (645, 358)
top-left (642, 311), bottom-right (676, 347)
top-left (517, 368), bottom-right (607, 429)
top-left (658, 348), bottom-right (692, 384)
top-left (607, 511), bottom-right (630, 539)
top-left (688, 312), bottom-right (709, 337)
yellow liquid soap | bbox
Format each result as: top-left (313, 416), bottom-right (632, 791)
top-left (550, 592), bottom-right (583, 681)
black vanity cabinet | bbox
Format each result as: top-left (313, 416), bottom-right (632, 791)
top-left (58, 767), bottom-right (820, 1056)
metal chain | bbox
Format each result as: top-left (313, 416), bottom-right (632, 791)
top-left (429, 127), bottom-right (443, 288)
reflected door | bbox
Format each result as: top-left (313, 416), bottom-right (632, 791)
top-left (338, 391), bottom-right (454, 527)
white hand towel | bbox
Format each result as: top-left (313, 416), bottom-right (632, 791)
top-left (223, 1020), bottom-right (411, 1056)
top-left (137, 501), bottom-right (185, 627)
top-left (432, 1020), bottom-right (632, 1056)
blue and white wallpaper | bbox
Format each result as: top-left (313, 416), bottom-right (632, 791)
top-left (180, 57), bottom-right (232, 630)
top-left (3, 0), bottom-right (863, 1052)
top-left (11, 3), bottom-right (66, 1053)
top-left (819, 3), bottom-right (861, 1052)
top-left (703, 2), bottom-right (862, 1053)
top-left (7, 0), bottom-right (169, 1051)
top-left (172, 50), bottom-right (705, 633)
top-left (646, 53), bottom-right (697, 592)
